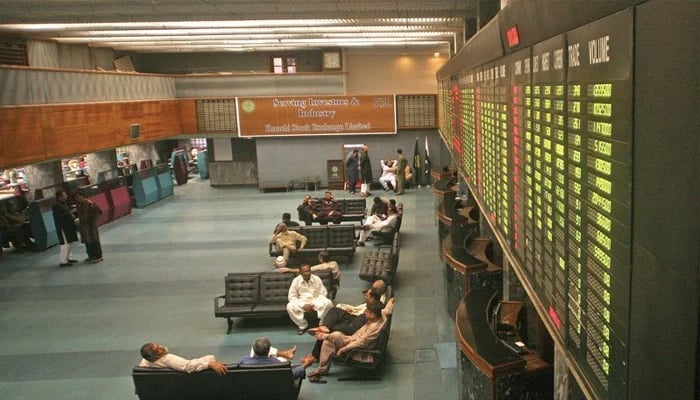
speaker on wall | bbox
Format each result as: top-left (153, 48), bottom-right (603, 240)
top-left (129, 124), bottom-right (140, 140)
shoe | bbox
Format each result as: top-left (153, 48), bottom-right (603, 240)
top-left (357, 242), bottom-right (365, 246)
top-left (297, 327), bottom-right (308, 335)
top-left (83, 257), bottom-right (93, 262)
top-left (309, 376), bottom-right (327, 384)
top-left (90, 257), bottom-right (103, 264)
top-left (68, 259), bottom-right (78, 263)
top-left (59, 262), bottom-right (72, 267)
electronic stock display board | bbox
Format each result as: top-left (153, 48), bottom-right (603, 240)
top-left (442, 9), bottom-right (633, 399)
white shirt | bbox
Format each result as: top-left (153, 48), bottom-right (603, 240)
top-left (138, 353), bottom-right (215, 374)
top-left (380, 160), bottom-right (397, 178)
top-left (366, 213), bottom-right (398, 231)
top-left (311, 261), bottom-right (341, 280)
top-left (288, 274), bottom-right (328, 307)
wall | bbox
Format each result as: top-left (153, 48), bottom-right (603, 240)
top-left (133, 50), bottom-right (323, 74)
top-left (255, 130), bottom-right (446, 188)
top-left (27, 40), bottom-right (116, 71)
top-left (174, 73), bottom-right (344, 99)
top-left (345, 48), bottom-right (447, 95)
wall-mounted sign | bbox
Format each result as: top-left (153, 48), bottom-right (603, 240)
top-left (236, 95), bottom-right (397, 137)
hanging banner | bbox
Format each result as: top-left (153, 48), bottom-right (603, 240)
top-left (236, 95), bottom-right (397, 137)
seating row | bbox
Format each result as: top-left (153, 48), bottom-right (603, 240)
top-left (359, 232), bottom-right (400, 283)
top-left (132, 361), bottom-right (302, 400)
top-left (269, 224), bottom-right (356, 264)
top-left (213, 270), bottom-right (336, 334)
top-left (297, 197), bottom-right (366, 224)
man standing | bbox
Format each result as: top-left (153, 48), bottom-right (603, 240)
top-left (287, 264), bottom-right (333, 334)
top-left (270, 223), bottom-right (307, 266)
top-left (74, 192), bottom-right (103, 263)
top-left (238, 337), bottom-right (313, 379)
top-left (395, 148), bottom-right (407, 195)
top-left (306, 301), bottom-right (389, 383)
top-left (52, 190), bottom-right (79, 267)
top-left (359, 145), bottom-right (373, 197)
top-left (139, 342), bottom-right (228, 375)
top-left (345, 149), bottom-right (360, 194)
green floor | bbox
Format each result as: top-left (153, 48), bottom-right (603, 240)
top-left (0, 178), bottom-right (458, 400)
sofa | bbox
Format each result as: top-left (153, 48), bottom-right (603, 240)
top-left (359, 232), bottom-right (400, 283)
top-left (269, 224), bottom-right (356, 264)
top-left (132, 361), bottom-right (302, 400)
top-left (297, 197), bottom-right (366, 224)
top-left (214, 269), bottom-right (336, 333)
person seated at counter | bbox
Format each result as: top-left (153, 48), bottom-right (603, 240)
top-left (0, 202), bottom-right (33, 252)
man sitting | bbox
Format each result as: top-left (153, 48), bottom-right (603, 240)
top-left (306, 301), bottom-right (392, 383)
top-left (0, 202), bottom-right (33, 252)
top-left (369, 196), bottom-right (389, 220)
top-left (297, 195), bottom-right (319, 225)
top-left (281, 212), bottom-right (300, 228)
top-left (278, 250), bottom-right (341, 295)
top-left (378, 159), bottom-right (397, 191)
top-left (287, 264), bottom-right (334, 334)
top-left (317, 191), bottom-right (343, 224)
top-left (357, 205), bottom-right (399, 245)
top-left (315, 282), bottom-right (392, 336)
top-left (270, 223), bottom-right (307, 266)
top-left (239, 337), bottom-right (314, 380)
top-left (139, 342), bottom-right (228, 375)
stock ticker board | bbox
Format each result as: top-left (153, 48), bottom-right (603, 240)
top-left (442, 10), bottom-right (633, 399)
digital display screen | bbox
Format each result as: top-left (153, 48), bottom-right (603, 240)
top-left (439, 10), bottom-right (633, 400)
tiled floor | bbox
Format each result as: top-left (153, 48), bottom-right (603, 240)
top-left (0, 178), bottom-right (459, 400)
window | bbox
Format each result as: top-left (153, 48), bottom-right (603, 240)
top-left (190, 138), bottom-right (207, 150)
top-left (0, 39), bottom-right (27, 66)
top-left (271, 56), bottom-right (297, 73)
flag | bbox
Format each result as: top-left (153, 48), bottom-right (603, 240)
top-left (413, 137), bottom-right (422, 186)
top-left (424, 136), bottom-right (431, 178)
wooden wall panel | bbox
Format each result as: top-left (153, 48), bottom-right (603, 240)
top-left (0, 100), bottom-right (184, 168)
top-left (45, 103), bottom-right (118, 158)
top-left (178, 99), bottom-right (198, 133)
top-left (1, 106), bottom-right (48, 166)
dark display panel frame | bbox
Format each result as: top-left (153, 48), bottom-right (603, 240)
top-left (438, 1), bottom-right (699, 399)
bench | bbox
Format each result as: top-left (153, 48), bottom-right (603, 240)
top-left (214, 270), bottom-right (336, 333)
top-left (359, 232), bottom-right (400, 283)
top-left (269, 224), bottom-right (356, 264)
top-left (259, 181), bottom-right (290, 192)
top-left (297, 198), bottom-right (366, 224)
top-left (132, 361), bottom-right (303, 400)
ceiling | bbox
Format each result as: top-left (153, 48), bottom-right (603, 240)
top-left (0, 0), bottom-right (479, 54)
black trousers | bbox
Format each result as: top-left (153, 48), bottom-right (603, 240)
top-left (86, 241), bottom-right (102, 259)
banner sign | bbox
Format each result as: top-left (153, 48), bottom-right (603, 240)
top-left (237, 95), bottom-right (397, 137)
